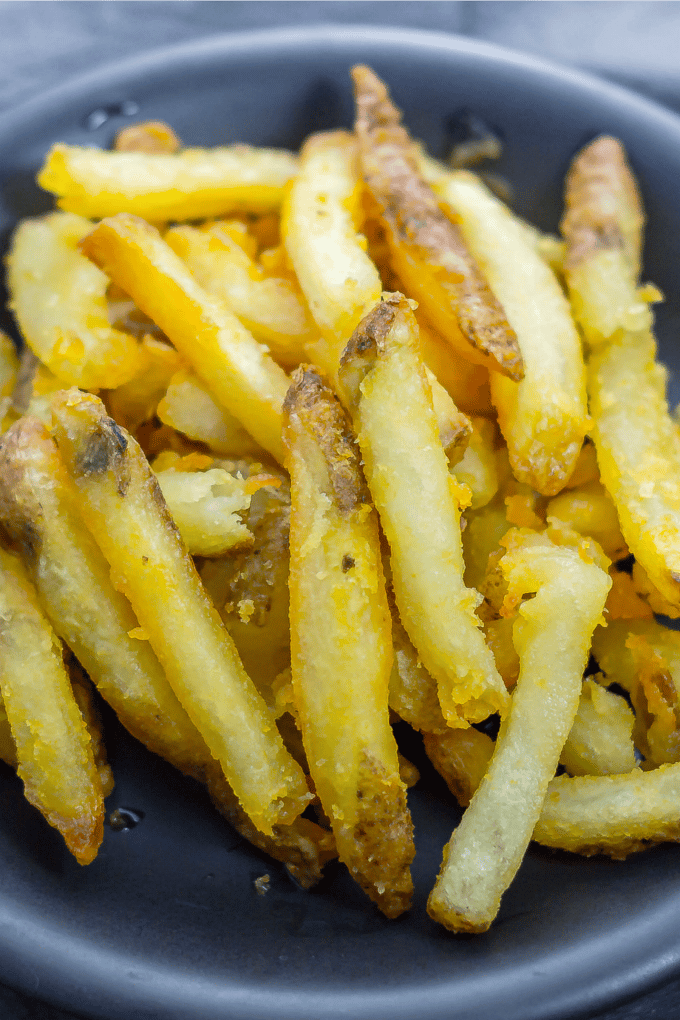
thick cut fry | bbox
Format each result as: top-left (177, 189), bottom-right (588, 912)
top-left (339, 294), bottom-right (507, 727)
top-left (0, 547), bottom-right (104, 863)
top-left (431, 170), bottom-right (588, 495)
top-left (427, 528), bottom-right (610, 932)
top-left (38, 143), bottom-right (298, 221)
top-left (80, 214), bottom-right (290, 463)
top-left (157, 370), bottom-right (266, 458)
top-left (284, 366), bottom-right (414, 918)
top-left (154, 467), bottom-right (252, 557)
top-left (165, 223), bottom-right (315, 368)
top-left (588, 329), bottom-right (680, 608)
top-left (534, 764), bottom-right (680, 858)
top-left (114, 121), bottom-right (181, 155)
top-left (51, 390), bottom-right (311, 835)
top-left (281, 130), bottom-right (382, 387)
top-left (561, 137), bottom-right (652, 345)
top-left (559, 677), bottom-right (636, 777)
top-left (6, 212), bottom-right (143, 390)
top-left (352, 65), bottom-right (523, 381)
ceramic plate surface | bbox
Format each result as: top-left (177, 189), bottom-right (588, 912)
top-left (1, 25), bottom-right (680, 1020)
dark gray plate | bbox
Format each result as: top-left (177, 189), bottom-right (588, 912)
top-left (1, 25), bottom-right (680, 1020)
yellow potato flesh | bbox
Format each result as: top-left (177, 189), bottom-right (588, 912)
top-left (80, 214), bottom-right (289, 463)
top-left (427, 531), bottom-right (610, 932)
top-left (284, 366), bottom-right (414, 918)
top-left (0, 546), bottom-right (104, 864)
top-left (38, 143), bottom-right (298, 220)
top-left (6, 212), bottom-right (143, 389)
top-left (154, 467), bottom-right (252, 557)
top-left (340, 296), bottom-right (507, 727)
top-left (434, 171), bottom-right (587, 495)
top-left (51, 390), bottom-right (311, 835)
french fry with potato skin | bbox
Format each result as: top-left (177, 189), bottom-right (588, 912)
top-left (0, 546), bottom-right (105, 864)
top-left (6, 212), bottom-right (143, 390)
top-left (38, 142), bottom-right (298, 221)
top-left (80, 214), bottom-right (290, 463)
top-left (284, 365), bottom-right (414, 918)
top-left (51, 389), bottom-right (311, 835)
top-left (429, 169), bottom-right (588, 495)
top-left (339, 294), bottom-right (508, 728)
top-left (352, 65), bottom-right (523, 382)
top-left (427, 527), bottom-right (610, 933)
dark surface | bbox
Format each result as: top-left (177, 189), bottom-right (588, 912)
top-left (3, 4), bottom-right (680, 1019)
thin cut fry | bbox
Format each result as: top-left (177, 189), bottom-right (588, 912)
top-left (339, 294), bottom-right (507, 727)
top-left (80, 214), bottom-right (290, 463)
top-left (6, 212), bottom-right (143, 389)
top-left (284, 366), bottom-right (414, 917)
top-left (51, 390), bottom-right (311, 835)
top-left (38, 143), bottom-right (298, 221)
top-left (0, 546), bottom-right (104, 863)
top-left (352, 65), bottom-right (523, 381)
top-left (427, 527), bottom-right (610, 932)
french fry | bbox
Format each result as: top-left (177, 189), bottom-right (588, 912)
top-left (114, 120), bottom-right (181, 155)
top-left (284, 366), bottom-right (414, 918)
top-left (452, 416), bottom-right (499, 510)
top-left (631, 559), bottom-right (680, 619)
top-left (352, 65), bottom-right (523, 381)
top-left (430, 169), bottom-right (588, 495)
top-left (68, 658), bottom-right (115, 797)
top-left (104, 337), bottom-right (182, 433)
top-left (80, 214), bottom-right (290, 463)
top-left (153, 467), bottom-right (252, 557)
top-left (6, 212), bottom-right (144, 390)
top-left (562, 439), bottom-right (600, 490)
top-left (427, 527), bottom-right (610, 932)
top-left (51, 390), bottom-right (311, 835)
top-left (38, 143), bottom-right (298, 221)
top-left (157, 369), bottom-right (267, 458)
top-left (339, 294), bottom-right (507, 727)
top-left (0, 331), bottom-right (19, 422)
top-left (0, 546), bottom-right (104, 864)
top-left (559, 677), bottom-right (637, 777)
top-left (423, 726), bottom-right (494, 808)
top-left (418, 321), bottom-right (494, 418)
top-left (546, 480), bottom-right (628, 560)
top-left (165, 222), bottom-right (315, 368)
top-left (0, 695), bottom-right (16, 768)
top-left (561, 137), bottom-right (653, 345)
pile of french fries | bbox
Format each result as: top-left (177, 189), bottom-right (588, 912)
top-left (1, 64), bottom-right (680, 933)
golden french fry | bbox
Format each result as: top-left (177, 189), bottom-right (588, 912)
top-left (104, 337), bottom-right (182, 433)
top-left (114, 121), bottom-right (181, 155)
top-left (431, 169), bottom-right (588, 495)
top-left (562, 439), bottom-right (600, 490)
top-left (546, 479), bottom-right (628, 560)
top-left (157, 369), bottom-right (267, 458)
top-left (80, 214), bottom-right (290, 463)
top-left (427, 527), bottom-right (610, 932)
top-left (352, 65), bottom-right (523, 381)
top-left (51, 390), bottom-right (311, 835)
top-left (0, 694), bottom-right (16, 768)
top-left (631, 559), bottom-right (680, 618)
top-left (605, 566), bottom-right (654, 621)
top-left (153, 467), bottom-right (252, 557)
top-left (0, 331), bottom-right (19, 425)
top-left (284, 366), bottom-right (414, 918)
top-left (559, 677), bottom-right (636, 777)
top-left (339, 294), bottom-right (507, 727)
top-left (6, 212), bottom-right (144, 390)
top-left (38, 142), bottom-right (298, 220)
top-left (423, 726), bottom-right (494, 808)
top-left (0, 546), bottom-right (104, 863)
top-left (165, 223), bottom-right (315, 368)
top-left (68, 658), bottom-right (115, 797)
top-left (561, 137), bottom-right (654, 345)
top-left (452, 416), bottom-right (499, 510)
top-left (418, 321), bottom-right (494, 418)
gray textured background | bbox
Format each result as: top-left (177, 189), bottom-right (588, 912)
top-left (2, 2), bottom-right (680, 1018)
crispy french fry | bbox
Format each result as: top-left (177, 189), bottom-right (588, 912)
top-left (154, 467), bottom-right (252, 557)
top-left (546, 479), bottom-right (628, 560)
top-left (339, 294), bottom-right (507, 727)
top-left (68, 659), bottom-right (115, 797)
top-left (6, 212), bottom-right (144, 390)
top-left (80, 214), bottom-right (290, 463)
top-left (431, 170), bottom-right (588, 495)
top-left (114, 121), bottom-right (181, 155)
top-left (561, 137), bottom-right (653, 345)
top-left (165, 222), bottom-right (315, 368)
top-left (157, 369), bottom-right (267, 458)
top-left (559, 677), bottom-right (636, 777)
top-left (281, 130), bottom-right (382, 387)
top-left (284, 366), bottom-right (414, 917)
top-left (352, 65), bottom-right (523, 381)
top-left (38, 143), bottom-right (298, 221)
top-left (605, 566), bottom-right (654, 621)
top-left (631, 559), bottom-right (680, 618)
top-left (427, 527), bottom-right (610, 932)
top-left (0, 546), bottom-right (104, 863)
top-left (562, 439), bottom-right (600, 490)
top-left (51, 390), bottom-right (311, 835)
top-left (423, 726), bottom-right (494, 808)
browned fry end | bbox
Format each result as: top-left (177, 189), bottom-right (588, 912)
top-left (283, 365), bottom-right (368, 516)
top-left (351, 65), bottom-right (523, 382)
top-left (70, 412), bottom-right (131, 497)
top-left (338, 292), bottom-right (401, 406)
top-left (561, 135), bottom-right (645, 272)
top-left (346, 752), bottom-right (415, 918)
top-left (0, 417), bottom-right (53, 565)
